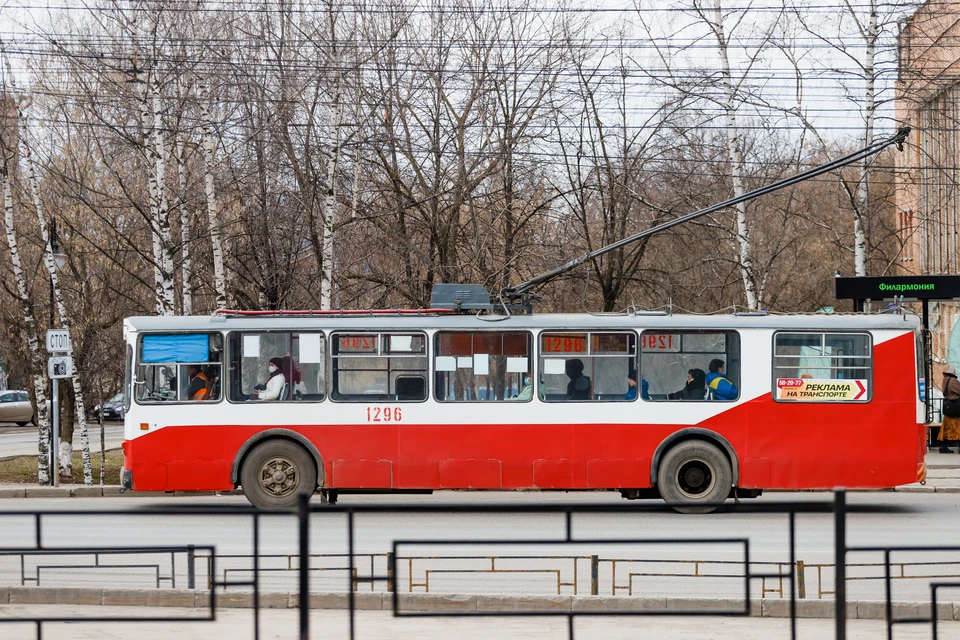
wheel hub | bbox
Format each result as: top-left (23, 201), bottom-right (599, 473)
top-left (676, 459), bottom-right (714, 498)
top-left (259, 456), bottom-right (298, 497)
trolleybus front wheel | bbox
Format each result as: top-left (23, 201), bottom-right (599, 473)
top-left (240, 439), bottom-right (317, 510)
top-left (656, 439), bottom-right (732, 514)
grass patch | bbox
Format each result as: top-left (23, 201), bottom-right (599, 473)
top-left (0, 449), bottom-right (123, 485)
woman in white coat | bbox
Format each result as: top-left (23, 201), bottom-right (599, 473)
top-left (251, 357), bottom-right (285, 401)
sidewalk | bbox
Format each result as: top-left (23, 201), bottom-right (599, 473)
top-left (895, 449), bottom-right (960, 493)
top-left (2, 604), bottom-right (958, 639)
top-left (0, 484), bottom-right (240, 498)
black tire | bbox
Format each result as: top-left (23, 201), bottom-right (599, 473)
top-left (30, 414), bottom-right (37, 427)
top-left (240, 440), bottom-right (317, 510)
top-left (656, 439), bottom-right (732, 514)
top-left (16, 421), bottom-right (27, 427)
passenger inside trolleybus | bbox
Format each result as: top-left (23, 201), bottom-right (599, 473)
top-left (249, 357), bottom-right (286, 401)
top-left (565, 359), bottom-right (592, 399)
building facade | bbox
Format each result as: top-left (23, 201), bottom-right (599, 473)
top-left (896, 1), bottom-right (960, 362)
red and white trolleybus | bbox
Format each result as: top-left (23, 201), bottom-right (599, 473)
top-left (120, 308), bottom-right (926, 510)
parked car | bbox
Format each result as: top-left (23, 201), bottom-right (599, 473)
top-left (92, 393), bottom-right (124, 422)
top-left (0, 390), bottom-right (36, 426)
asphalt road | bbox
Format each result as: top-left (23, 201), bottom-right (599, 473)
top-left (1, 491), bottom-right (959, 602)
top-left (0, 423), bottom-right (123, 459)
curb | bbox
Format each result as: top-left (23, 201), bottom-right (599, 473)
top-left (894, 485), bottom-right (960, 493)
top-left (0, 486), bottom-right (243, 498)
top-left (0, 587), bottom-right (953, 619)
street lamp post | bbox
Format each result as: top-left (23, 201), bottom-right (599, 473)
top-left (48, 218), bottom-right (66, 486)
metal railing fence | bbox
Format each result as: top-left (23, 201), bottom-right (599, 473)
top-left (0, 490), bottom-right (956, 640)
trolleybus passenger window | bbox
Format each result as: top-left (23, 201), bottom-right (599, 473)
top-left (331, 333), bottom-right (426, 402)
top-left (539, 332), bottom-right (636, 402)
top-left (227, 332), bottom-right (326, 402)
top-left (434, 332), bottom-right (532, 402)
top-left (136, 333), bottom-right (223, 403)
top-left (773, 332), bottom-right (872, 402)
top-left (640, 331), bottom-right (739, 402)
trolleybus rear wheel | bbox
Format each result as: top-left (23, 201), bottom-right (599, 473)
top-left (240, 440), bottom-right (317, 510)
top-left (656, 439), bottom-right (731, 514)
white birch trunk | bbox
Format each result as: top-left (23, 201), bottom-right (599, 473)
top-left (0, 51), bottom-right (57, 482)
top-left (140, 73), bottom-right (165, 314)
top-left (320, 76), bottom-right (344, 311)
top-left (854, 0), bottom-right (877, 277)
top-left (197, 78), bottom-right (228, 309)
top-left (2, 172), bottom-right (50, 484)
top-left (24, 152), bottom-right (93, 483)
top-left (710, 0), bottom-right (759, 310)
top-left (175, 138), bottom-right (192, 315)
top-left (151, 76), bottom-right (176, 315)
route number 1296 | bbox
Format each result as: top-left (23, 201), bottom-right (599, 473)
top-left (366, 407), bottom-right (402, 422)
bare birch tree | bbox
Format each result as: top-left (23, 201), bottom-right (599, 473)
top-left (175, 135), bottom-right (192, 315)
top-left (0, 76), bottom-right (51, 483)
top-left (699, 0), bottom-right (766, 309)
top-left (197, 78), bottom-right (228, 309)
top-left (2, 46), bottom-right (93, 482)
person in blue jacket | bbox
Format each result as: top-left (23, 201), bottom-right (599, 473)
top-left (706, 359), bottom-right (738, 400)
top-left (625, 369), bottom-right (650, 400)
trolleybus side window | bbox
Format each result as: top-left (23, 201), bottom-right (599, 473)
top-left (434, 332), bottom-right (532, 402)
top-left (227, 332), bottom-right (326, 402)
top-left (136, 333), bottom-right (223, 403)
top-left (640, 331), bottom-right (740, 401)
top-left (773, 332), bottom-right (872, 402)
top-left (539, 332), bottom-right (636, 402)
top-left (331, 332), bottom-right (427, 402)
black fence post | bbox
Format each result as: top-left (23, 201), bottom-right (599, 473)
top-left (187, 545), bottom-right (196, 590)
top-left (298, 492), bottom-right (310, 640)
top-left (834, 489), bottom-right (847, 640)
top-left (590, 555), bottom-right (599, 596)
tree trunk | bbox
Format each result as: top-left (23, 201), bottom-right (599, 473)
top-left (25, 152), bottom-right (93, 483)
top-left (150, 75), bottom-right (176, 315)
top-left (197, 78), bottom-right (228, 309)
top-left (854, 0), bottom-right (877, 277)
top-left (176, 137), bottom-right (192, 315)
top-left (711, 0), bottom-right (759, 310)
top-left (320, 75), bottom-right (343, 311)
top-left (2, 171), bottom-right (51, 484)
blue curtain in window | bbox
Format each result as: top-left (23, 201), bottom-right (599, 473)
top-left (141, 334), bottom-right (209, 363)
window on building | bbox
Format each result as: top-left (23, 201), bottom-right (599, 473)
top-left (640, 331), bottom-right (740, 401)
top-left (434, 332), bottom-right (532, 402)
top-left (331, 333), bottom-right (427, 401)
top-left (137, 333), bottom-right (223, 403)
top-left (773, 332), bottom-right (872, 402)
top-left (539, 332), bottom-right (636, 402)
top-left (227, 332), bottom-right (326, 402)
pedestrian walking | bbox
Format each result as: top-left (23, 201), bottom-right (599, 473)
top-left (939, 364), bottom-right (960, 453)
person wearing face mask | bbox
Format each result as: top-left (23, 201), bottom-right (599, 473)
top-left (251, 357), bottom-right (285, 401)
top-left (507, 376), bottom-right (533, 401)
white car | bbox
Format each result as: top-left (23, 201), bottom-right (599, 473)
top-left (0, 390), bottom-right (36, 426)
